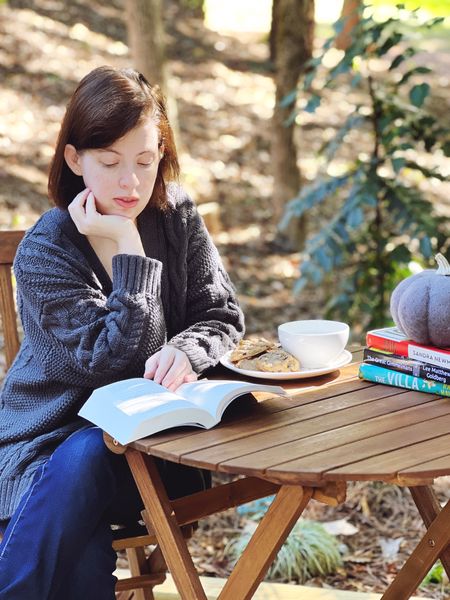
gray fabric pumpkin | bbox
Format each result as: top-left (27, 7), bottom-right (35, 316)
top-left (390, 253), bottom-right (450, 348)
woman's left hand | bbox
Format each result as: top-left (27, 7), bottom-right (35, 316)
top-left (144, 346), bottom-right (197, 391)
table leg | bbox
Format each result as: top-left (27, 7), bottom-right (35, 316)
top-left (409, 485), bottom-right (450, 580)
top-left (217, 485), bottom-right (313, 600)
top-left (381, 498), bottom-right (450, 600)
top-left (125, 449), bottom-right (208, 600)
top-left (126, 448), bottom-right (315, 600)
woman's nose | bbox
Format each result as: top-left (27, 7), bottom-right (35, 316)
top-left (119, 170), bottom-right (138, 190)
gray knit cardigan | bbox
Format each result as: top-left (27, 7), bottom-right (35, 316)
top-left (0, 184), bottom-right (244, 520)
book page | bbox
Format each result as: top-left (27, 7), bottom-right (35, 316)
top-left (177, 380), bottom-right (287, 422)
top-left (117, 392), bottom-right (185, 416)
top-left (104, 379), bottom-right (189, 416)
top-left (369, 326), bottom-right (407, 341)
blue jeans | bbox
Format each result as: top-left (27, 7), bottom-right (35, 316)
top-left (0, 426), bottom-right (210, 600)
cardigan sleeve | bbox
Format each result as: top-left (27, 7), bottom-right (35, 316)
top-left (166, 200), bottom-right (245, 373)
top-left (13, 236), bottom-right (167, 386)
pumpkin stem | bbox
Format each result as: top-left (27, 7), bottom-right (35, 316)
top-left (435, 253), bottom-right (450, 276)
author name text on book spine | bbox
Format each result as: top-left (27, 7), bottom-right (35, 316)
top-left (409, 347), bottom-right (450, 369)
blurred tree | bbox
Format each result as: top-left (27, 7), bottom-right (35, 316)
top-left (125, 0), bottom-right (181, 146)
top-left (335, 0), bottom-right (361, 50)
top-left (270, 0), bottom-right (315, 248)
top-left (125, 0), bottom-right (167, 88)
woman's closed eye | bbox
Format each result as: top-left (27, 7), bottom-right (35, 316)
top-left (100, 161), bottom-right (154, 168)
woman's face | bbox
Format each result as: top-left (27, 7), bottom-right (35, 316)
top-left (66, 115), bottom-right (162, 220)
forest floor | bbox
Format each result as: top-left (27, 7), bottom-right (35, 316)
top-left (1, 0), bottom-right (450, 596)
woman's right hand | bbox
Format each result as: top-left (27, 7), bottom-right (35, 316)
top-left (68, 189), bottom-right (137, 242)
top-left (144, 346), bottom-right (197, 392)
top-left (68, 189), bottom-right (145, 255)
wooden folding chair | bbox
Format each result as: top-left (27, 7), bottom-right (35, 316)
top-left (0, 229), bottom-right (169, 600)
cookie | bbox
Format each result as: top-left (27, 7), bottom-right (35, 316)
top-left (236, 358), bottom-right (261, 371)
top-left (230, 338), bottom-right (275, 362)
top-left (255, 349), bottom-right (300, 372)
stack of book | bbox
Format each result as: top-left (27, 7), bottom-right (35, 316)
top-left (358, 326), bottom-right (450, 397)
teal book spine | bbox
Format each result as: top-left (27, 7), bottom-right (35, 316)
top-left (358, 363), bottom-right (450, 397)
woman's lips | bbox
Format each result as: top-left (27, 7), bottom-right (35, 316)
top-left (114, 197), bottom-right (139, 209)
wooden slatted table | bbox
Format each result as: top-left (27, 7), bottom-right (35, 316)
top-left (113, 350), bottom-right (450, 600)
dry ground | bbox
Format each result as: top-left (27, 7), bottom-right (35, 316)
top-left (1, 0), bottom-right (450, 596)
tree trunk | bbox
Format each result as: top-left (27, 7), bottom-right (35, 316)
top-left (335, 0), bottom-right (360, 51)
top-left (125, 0), bottom-right (181, 148)
top-left (125, 0), bottom-right (167, 89)
top-left (271, 0), bottom-right (315, 249)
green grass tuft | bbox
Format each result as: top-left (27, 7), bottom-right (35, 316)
top-left (225, 518), bottom-right (342, 583)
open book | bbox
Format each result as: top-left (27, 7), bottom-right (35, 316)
top-left (78, 378), bottom-right (287, 445)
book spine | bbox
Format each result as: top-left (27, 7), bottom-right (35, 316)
top-left (363, 348), bottom-right (450, 384)
top-left (358, 363), bottom-right (450, 397)
top-left (366, 332), bottom-right (409, 356)
top-left (366, 333), bottom-right (450, 369)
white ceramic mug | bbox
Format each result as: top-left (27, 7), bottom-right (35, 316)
top-left (278, 320), bottom-right (349, 369)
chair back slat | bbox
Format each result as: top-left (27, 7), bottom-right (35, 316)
top-left (0, 231), bottom-right (25, 265)
top-left (0, 231), bottom-right (25, 370)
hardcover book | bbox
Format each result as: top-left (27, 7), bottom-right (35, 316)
top-left (366, 326), bottom-right (450, 369)
top-left (78, 378), bottom-right (287, 445)
top-left (358, 363), bottom-right (450, 397)
top-left (363, 347), bottom-right (450, 385)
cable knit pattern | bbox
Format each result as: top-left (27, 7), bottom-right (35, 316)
top-left (0, 184), bottom-right (244, 520)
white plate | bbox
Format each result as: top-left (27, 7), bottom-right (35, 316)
top-left (219, 349), bottom-right (353, 380)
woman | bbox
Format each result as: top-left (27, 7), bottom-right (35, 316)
top-left (0, 66), bottom-right (244, 599)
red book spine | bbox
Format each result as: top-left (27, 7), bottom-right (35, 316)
top-left (366, 332), bottom-right (410, 356)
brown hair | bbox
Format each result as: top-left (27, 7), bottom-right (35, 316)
top-left (48, 66), bottom-right (179, 211)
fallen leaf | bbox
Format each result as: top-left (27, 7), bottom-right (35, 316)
top-left (322, 518), bottom-right (359, 536)
top-left (379, 537), bottom-right (404, 561)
